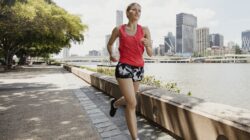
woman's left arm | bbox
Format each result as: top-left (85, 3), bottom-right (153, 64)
top-left (142, 26), bottom-right (153, 57)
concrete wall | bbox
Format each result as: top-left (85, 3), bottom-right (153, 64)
top-left (0, 67), bottom-right (4, 72)
top-left (64, 65), bottom-right (250, 140)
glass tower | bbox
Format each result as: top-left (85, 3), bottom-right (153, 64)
top-left (242, 30), bottom-right (250, 51)
top-left (164, 32), bottom-right (175, 53)
top-left (209, 34), bottom-right (224, 47)
top-left (176, 13), bottom-right (197, 56)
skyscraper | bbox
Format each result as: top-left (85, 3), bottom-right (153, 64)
top-left (164, 32), bottom-right (175, 53)
top-left (209, 34), bottom-right (224, 47)
top-left (105, 34), bottom-right (111, 46)
top-left (242, 30), bottom-right (250, 52)
top-left (195, 28), bottom-right (209, 56)
top-left (102, 34), bottom-right (111, 56)
top-left (159, 44), bottom-right (165, 56)
top-left (89, 50), bottom-right (100, 56)
top-left (116, 10), bottom-right (123, 26)
top-left (227, 41), bottom-right (236, 48)
top-left (115, 10), bottom-right (123, 55)
top-left (176, 13), bottom-right (197, 56)
top-left (63, 47), bottom-right (70, 58)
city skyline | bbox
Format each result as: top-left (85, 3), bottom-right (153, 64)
top-left (53, 0), bottom-right (250, 57)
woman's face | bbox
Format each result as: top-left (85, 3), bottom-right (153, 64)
top-left (127, 4), bottom-right (141, 21)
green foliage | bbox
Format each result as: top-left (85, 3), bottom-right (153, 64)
top-left (97, 67), bottom-right (115, 76)
top-left (80, 66), bottom-right (97, 72)
top-left (233, 44), bottom-right (242, 54)
top-left (141, 76), bottom-right (181, 93)
top-left (141, 76), bottom-right (161, 87)
top-left (0, 0), bottom-right (88, 66)
top-left (81, 66), bottom-right (116, 76)
top-left (164, 82), bottom-right (181, 93)
top-left (79, 66), bottom-right (189, 95)
top-left (0, 48), bottom-right (3, 58)
top-left (49, 61), bottom-right (61, 66)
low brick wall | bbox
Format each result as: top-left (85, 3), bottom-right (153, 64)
top-left (64, 65), bottom-right (250, 140)
top-left (0, 67), bottom-right (4, 72)
top-left (0, 65), bottom-right (7, 72)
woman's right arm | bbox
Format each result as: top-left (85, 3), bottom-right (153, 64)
top-left (107, 27), bottom-right (119, 62)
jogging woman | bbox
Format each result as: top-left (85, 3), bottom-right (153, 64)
top-left (107, 3), bottom-right (153, 140)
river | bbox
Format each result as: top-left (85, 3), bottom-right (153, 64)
top-left (144, 63), bottom-right (250, 110)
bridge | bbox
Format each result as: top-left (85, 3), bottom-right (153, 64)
top-left (192, 54), bottom-right (250, 63)
top-left (55, 54), bottom-right (250, 63)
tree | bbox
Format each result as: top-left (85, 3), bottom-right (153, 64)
top-left (233, 44), bottom-right (242, 54)
top-left (0, 0), bottom-right (87, 67)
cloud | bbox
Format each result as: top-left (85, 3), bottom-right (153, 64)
top-left (191, 8), bottom-right (217, 27)
top-left (53, 0), bottom-right (217, 56)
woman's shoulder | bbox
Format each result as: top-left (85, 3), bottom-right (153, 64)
top-left (140, 25), bottom-right (150, 36)
top-left (116, 24), bottom-right (125, 30)
top-left (112, 25), bottom-right (125, 32)
top-left (141, 25), bottom-right (149, 31)
top-left (111, 25), bottom-right (125, 37)
top-left (112, 25), bottom-right (123, 34)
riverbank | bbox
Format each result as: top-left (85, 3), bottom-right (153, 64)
top-left (64, 64), bottom-right (250, 140)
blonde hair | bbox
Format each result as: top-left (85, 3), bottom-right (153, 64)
top-left (126, 3), bottom-right (141, 12)
top-left (126, 3), bottom-right (141, 18)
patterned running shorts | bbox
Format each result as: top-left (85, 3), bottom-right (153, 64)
top-left (115, 62), bottom-right (144, 82)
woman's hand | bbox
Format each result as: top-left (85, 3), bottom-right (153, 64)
top-left (142, 26), bottom-right (153, 57)
top-left (140, 38), bottom-right (152, 48)
top-left (110, 55), bottom-right (118, 62)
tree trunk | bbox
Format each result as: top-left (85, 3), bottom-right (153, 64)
top-left (4, 51), bottom-right (13, 69)
top-left (19, 55), bottom-right (26, 65)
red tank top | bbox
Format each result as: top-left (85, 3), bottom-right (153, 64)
top-left (118, 24), bottom-right (145, 67)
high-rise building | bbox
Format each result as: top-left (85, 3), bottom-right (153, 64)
top-left (242, 30), bottom-right (250, 51)
top-left (89, 50), bottom-right (100, 56)
top-left (115, 10), bottom-right (123, 55)
top-left (227, 41), bottom-right (236, 48)
top-left (153, 47), bottom-right (158, 56)
top-left (105, 34), bottom-right (111, 46)
top-left (164, 32), bottom-right (175, 53)
top-left (102, 34), bottom-right (111, 56)
top-left (63, 47), bottom-right (70, 58)
top-left (116, 10), bottom-right (123, 26)
top-left (209, 34), bottom-right (224, 47)
top-left (176, 13), bottom-right (197, 56)
top-left (195, 28), bottom-right (209, 56)
top-left (159, 44), bottom-right (165, 56)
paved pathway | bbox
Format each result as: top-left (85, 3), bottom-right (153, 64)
top-left (0, 65), bottom-right (176, 140)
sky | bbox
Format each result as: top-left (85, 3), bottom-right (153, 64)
top-left (53, 0), bottom-right (250, 57)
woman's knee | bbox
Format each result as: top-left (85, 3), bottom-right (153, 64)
top-left (127, 98), bottom-right (137, 109)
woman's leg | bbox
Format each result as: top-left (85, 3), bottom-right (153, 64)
top-left (117, 78), bottom-right (138, 140)
top-left (113, 96), bottom-right (126, 107)
top-left (133, 81), bottom-right (140, 94)
top-left (114, 81), bottom-right (140, 107)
